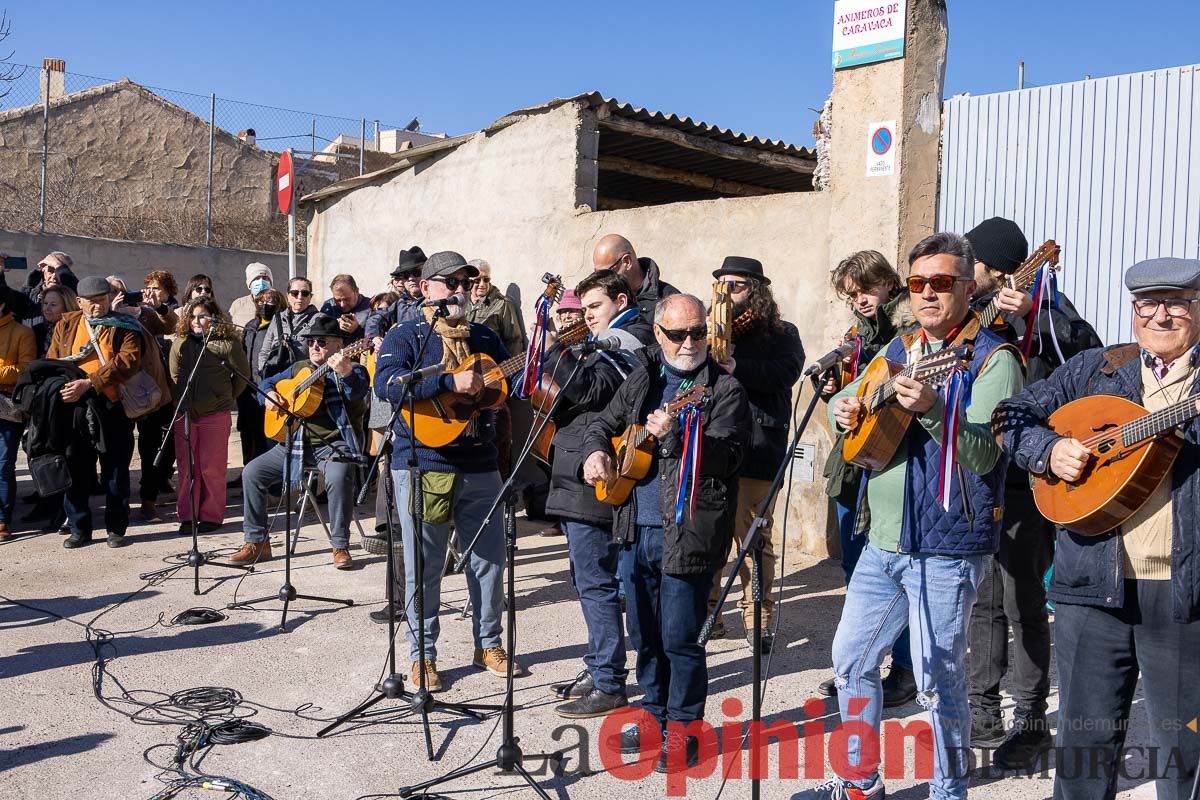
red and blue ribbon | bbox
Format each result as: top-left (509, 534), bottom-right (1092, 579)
top-left (1020, 264), bottom-right (1062, 361)
top-left (937, 367), bottom-right (973, 511)
top-left (674, 406), bottom-right (704, 523)
top-left (521, 294), bottom-right (551, 397)
top-left (846, 334), bottom-right (865, 382)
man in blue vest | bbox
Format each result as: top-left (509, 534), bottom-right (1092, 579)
top-left (794, 232), bottom-right (1024, 800)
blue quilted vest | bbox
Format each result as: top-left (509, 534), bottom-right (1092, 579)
top-left (884, 321), bottom-right (1013, 556)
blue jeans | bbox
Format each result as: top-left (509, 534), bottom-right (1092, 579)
top-left (0, 419), bottom-right (20, 524)
top-left (393, 468), bottom-right (504, 662)
top-left (564, 520), bottom-right (627, 694)
top-left (242, 443), bottom-right (355, 549)
top-left (831, 543), bottom-right (986, 800)
top-left (837, 495), bottom-right (912, 672)
top-left (619, 525), bottom-right (713, 725)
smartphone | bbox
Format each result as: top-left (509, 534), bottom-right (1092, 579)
top-left (2, 256), bottom-right (28, 270)
top-left (124, 289), bottom-right (144, 305)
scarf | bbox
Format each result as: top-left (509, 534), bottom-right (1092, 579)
top-left (284, 370), bottom-right (363, 490)
top-left (424, 306), bottom-right (477, 435)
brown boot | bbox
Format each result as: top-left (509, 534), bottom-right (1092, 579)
top-left (411, 659), bottom-right (443, 692)
top-left (0, 523), bottom-right (10, 542)
top-left (332, 548), bottom-right (354, 570)
top-left (474, 645), bottom-right (525, 678)
top-left (139, 502), bottom-right (162, 522)
top-left (228, 541), bottom-right (272, 564)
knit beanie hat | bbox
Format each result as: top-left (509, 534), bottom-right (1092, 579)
top-left (964, 217), bottom-right (1028, 275)
top-left (245, 262), bottom-right (273, 288)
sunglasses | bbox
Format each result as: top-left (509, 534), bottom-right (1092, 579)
top-left (307, 337), bottom-right (335, 348)
top-left (289, 289), bottom-right (313, 298)
top-left (906, 274), bottom-right (970, 294)
top-left (657, 323), bottom-right (708, 344)
top-left (722, 278), bottom-right (750, 290)
top-left (193, 285), bottom-right (213, 295)
top-left (429, 276), bottom-right (472, 291)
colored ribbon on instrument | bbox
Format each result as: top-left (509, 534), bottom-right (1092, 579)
top-left (1020, 263), bottom-right (1066, 364)
top-left (521, 294), bottom-right (551, 397)
top-left (846, 334), bottom-right (865, 382)
top-left (673, 406), bottom-right (704, 524)
top-left (937, 367), bottom-right (973, 512)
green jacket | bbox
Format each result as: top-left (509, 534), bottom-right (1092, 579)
top-left (466, 287), bottom-right (526, 358)
top-left (169, 334), bottom-right (251, 419)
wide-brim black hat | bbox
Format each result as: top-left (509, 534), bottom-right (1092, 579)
top-left (712, 256), bottom-right (769, 285)
top-left (298, 314), bottom-right (345, 339)
top-left (391, 245), bottom-right (427, 277)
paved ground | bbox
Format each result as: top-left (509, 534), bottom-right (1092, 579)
top-left (0, 442), bottom-right (1162, 799)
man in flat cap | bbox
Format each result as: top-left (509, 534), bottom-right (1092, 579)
top-left (995, 257), bottom-right (1200, 800)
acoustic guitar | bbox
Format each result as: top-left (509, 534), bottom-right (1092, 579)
top-left (841, 345), bottom-right (972, 470)
top-left (263, 338), bottom-right (374, 443)
top-left (978, 239), bottom-right (1062, 330)
top-left (595, 384), bottom-right (711, 506)
top-left (1030, 393), bottom-right (1200, 536)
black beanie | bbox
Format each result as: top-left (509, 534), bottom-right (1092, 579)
top-left (964, 217), bottom-right (1028, 275)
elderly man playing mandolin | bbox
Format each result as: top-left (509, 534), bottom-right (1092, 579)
top-left (800, 232), bottom-right (1024, 800)
top-left (994, 257), bottom-right (1200, 800)
top-left (231, 314), bottom-right (369, 570)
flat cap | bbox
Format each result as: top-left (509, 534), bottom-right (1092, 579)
top-left (421, 251), bottom-right (478, 281)
top-left (78, 275), bottom-right (112, 298)
top-left (1124, 257), bottom-right (1200, 294)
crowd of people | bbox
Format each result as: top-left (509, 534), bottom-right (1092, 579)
top-left (2, 219), bottom-right (1197, 798)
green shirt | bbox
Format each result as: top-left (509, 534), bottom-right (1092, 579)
top-left (829, 337), bottom-right (1024, 552)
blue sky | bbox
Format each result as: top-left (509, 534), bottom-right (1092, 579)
top-left (4, 0), bottom-right (1199, 146)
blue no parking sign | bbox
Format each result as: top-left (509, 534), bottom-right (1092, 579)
top-left (866, 121), bottom-right (896, 176)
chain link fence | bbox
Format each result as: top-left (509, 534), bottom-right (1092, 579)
top-left (0, 63), bottom-right (409, 253)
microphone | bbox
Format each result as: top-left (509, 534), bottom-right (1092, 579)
top-left (387, 363), bottom-right (445, 386)
top-left (573, 337), bottom-right (622, 354)
top-left (803, 342), bottom-right (856, 377)
top-left (419, 292), bottom-right (466, 310)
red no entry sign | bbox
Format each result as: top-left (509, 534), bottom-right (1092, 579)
top-left (277, 149), bottom-right (295, 215)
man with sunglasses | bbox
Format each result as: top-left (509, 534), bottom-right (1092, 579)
top-left (802, 233), bottom-right (1024, 800)
top-left (995, 258), bottom-right (1200, 800)
top-left (374, 250), bottom-right (521, 691)
top-left (231, 314), bottom-right (369, 570)
top-left (581, 293), bottom-right (749, 773)
top-left (592, 233), bottom-right (678, 324)
top-left (366, 246), bottom-right (426, 348)
top-left (256, 277), bottom-right (318, 377)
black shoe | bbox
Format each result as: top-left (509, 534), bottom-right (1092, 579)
top-left (654, 730), bottom-right (700, 774)
top-left (791, 776), bottom-right (886, 799)
top-left (881, 665), bottom-right (917, 708)
top-left (360, 533), bottom-right (403, 556)
top-left (747, 629), bottom-right (775, 654)
top-left (368, 605), bottom-right (404, 624)
top-left (610, 722), bottom-right (660, 756)
top-left (817, 677), bottom-right (837, 697)
top-left (970, 705), bottom-right (1006, 748)
top-left (178, 522), bottom-right (196, 535)
top-left (551, 670), bottom-right (593, 699)
top-left (63, 533), bottom-right (92, 549)
top-left (555, 687), bottom-right (629, 719)
top-left (993, 714), bottom-right (1052, 770)
top-left (708, 619), bottom-right (727, 639)
top-left (197, 522), bottom-right (221, 533)
top-left (106, 533), bottom-right (130, 548)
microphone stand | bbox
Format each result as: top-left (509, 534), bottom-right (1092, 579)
top-left (142, 324), bottom-right (251, 593)
top-left (223, 357), bottom-right (353, 633)
top-left (699, 368), bottom-right (831, 800)
top-left (400, 355), bottom-right (584, 799)
top-left (318, 321), bottom-right (496, 754)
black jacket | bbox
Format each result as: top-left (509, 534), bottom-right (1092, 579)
top-left (633, 257), bottom-right (679, 324)
top-left (582, 346), bottom-right (750, 574)
top-left (730, 319), bottom-right (804, 480)
top-left (971, 290), bottom-right (1102, 385)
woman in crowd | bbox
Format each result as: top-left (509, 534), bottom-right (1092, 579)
top-left (142, 270), bottom-right (180, 320)
top-left (132, 271), bottom-right (181, 521)
top-left (169, 297), bottom-right (250, 534)
top-left (182, 274), bottom-right (218, 306)
top-left (0, 288), bottom-right (36, 541)
top-left (255, 277), bottom-right (317, 377)
top-left (32, 285), bottom-right (76, 358)
top-left (237, 287), bottom-right (284, 467)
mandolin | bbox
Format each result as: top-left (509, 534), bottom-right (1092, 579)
top-left (263, 338), bottom-right (374, 443)
top-left (1030, 393), bottom-right (1200, 536)
top-left (978, 240), bottom-right (1062, 330)
top-left (841, 344), bottom-right (972, 470)
top-left (595, 385), bottom-right (711, 506)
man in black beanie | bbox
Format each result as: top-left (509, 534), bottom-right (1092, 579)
top-left (964, 216), bottom-right (1102, 770)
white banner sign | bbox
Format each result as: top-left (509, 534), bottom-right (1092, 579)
top-left (833, 0), bottom-right (906, 69)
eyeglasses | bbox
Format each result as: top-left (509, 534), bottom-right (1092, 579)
top-left (1132, 297), bottom-right (1200, 319)
top-left (906, 274), bottom-right (970, 294)
top-left (657, 324), bottom-right (708, 344)
top-left (193, 285), bottom-right (213, 295)
top-left (145, 285), bottom-right (164, 292)
top-left (307, 337), bottom-right (334, 348)
top-left (476, 276), bottom-right (492, 284)
top-left (722, 278), bottom-right (750, 290)
top-left (600, 255), bottom-right (628, 271)
top-left (289, 289), bottom-right (312, 298)
top-left (193, 314), bottom-right (214, 323)
top-left (430, 276), bottom-right (472, 291)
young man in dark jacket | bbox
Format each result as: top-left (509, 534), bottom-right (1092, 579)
top-left (541, 270), bottom-right (649, 719)
top-left (582, 293), bottom-right (749, 773)
top-left (705, 257), bottom-right (804, 653)
top-left (964, 217), bottom-right (1103, 768)
top-left (591, 233), bottom-right (678, 325)
top-left (994, 257), bottom-right (1200, 800)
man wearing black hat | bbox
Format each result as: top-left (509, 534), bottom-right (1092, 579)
top-left (230, 314), bottom-right (370, 570)
top-left (964, 217), bottom-right (1102, 769)
top-left (373, 250), bottom-right (520, 692)
top-left (995, 257), bottom-right (1200, 800)
top-left (705, 257), bottom-right (804, 653)
top-left (366, 246), bottom-right (426, 347)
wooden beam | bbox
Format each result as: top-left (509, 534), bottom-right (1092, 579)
top-left (596, 197), bottom-right (644, 211)
top-left (598, 115), bottom-right (814, 175)
top-left (599, 156), bottom-right (782, 198)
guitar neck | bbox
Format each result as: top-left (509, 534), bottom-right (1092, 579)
top-left (1122, 394), bottom-right (1200, 446)
top-left (872, 361), bottom-right (920, 410)
top-left (977, 302), bottom-right (1001, 329)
